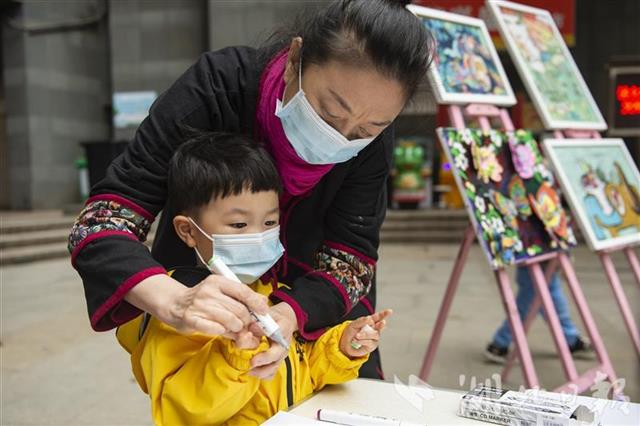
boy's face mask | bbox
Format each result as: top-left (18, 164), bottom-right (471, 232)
top-left (188, 218), bottom-right (284, 284)
top-left (275, 59), bottom-right (375, 165)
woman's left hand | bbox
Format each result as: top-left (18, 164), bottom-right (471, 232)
top-left (248, 302), bottom-right (298, 380)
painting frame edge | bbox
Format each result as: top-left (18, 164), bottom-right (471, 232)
top-left (542, 138), bottom-right (640, 252)
top-left (407, 4), bottom-right (517, 107)
top-left (435, 127), bottom-right (500, 269)
top-left (486, 0), bottom-right (607, 131)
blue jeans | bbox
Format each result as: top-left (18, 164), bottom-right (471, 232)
top-left (492, 266), bottom-right (580, 348)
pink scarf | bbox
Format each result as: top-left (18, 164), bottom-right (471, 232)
top-left (256, 49), bottom-right (334, 198)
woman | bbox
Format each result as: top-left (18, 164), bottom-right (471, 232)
top-left (69, 0), bottom-right (433, 379)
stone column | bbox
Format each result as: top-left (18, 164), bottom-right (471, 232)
top-left (2, 0), bottom-right (111, 209)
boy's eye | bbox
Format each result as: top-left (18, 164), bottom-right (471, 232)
top-left (229, 223), bottom-right (247, 229)
top-left (265, 220), bottom-right (278, 227)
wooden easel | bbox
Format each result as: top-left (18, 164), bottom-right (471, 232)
top-left (418, 105), bottom-right (620, 396)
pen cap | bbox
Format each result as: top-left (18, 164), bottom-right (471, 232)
top-left (209, 256), bottom-right (242, 283)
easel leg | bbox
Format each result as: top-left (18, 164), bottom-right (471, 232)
top-left (418, 226), bottom-right (476, 381)
top-left (495, 268), bottom-right (539, 388)
top-left (623, 247), bottom-right (640, 289)
top-left (528, 263), bottom-right (579, 381)
top-left (558, 253), bottom-right (622, 396)
top-left (599, 252), bottom-right (640, 358)
top-left (502, 259), bottom-right (557, 381)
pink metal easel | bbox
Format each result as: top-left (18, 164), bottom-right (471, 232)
top-left (557, 129), bottom-right (640, 359)
top-left (502, 130), bottom-right (640, 385)
top-left (597, 244), bottom-right (640, 358)
top-left (418, 106), bottom-right (620, 396)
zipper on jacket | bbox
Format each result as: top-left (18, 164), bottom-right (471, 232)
top-left (284, 356), bottom-right (294, 407)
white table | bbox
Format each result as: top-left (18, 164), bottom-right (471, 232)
top-left (287, 379), bottom-right (640, 425)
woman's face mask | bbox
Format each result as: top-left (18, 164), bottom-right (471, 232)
top-left (189, 218), bottom-right (284, 284)
top-left (274, 50), bottom-right (406, 165)
top-left (275, 60), bottom-right (375, 165)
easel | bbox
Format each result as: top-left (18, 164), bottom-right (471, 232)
top-left (418, 104), bottom-right (620, 396)
top-left (501, 129), bottom-right (640, 385)
top-left (596, 243), bottom-right (640, 358)
top-left (556, 129), bottom-right (640, 359)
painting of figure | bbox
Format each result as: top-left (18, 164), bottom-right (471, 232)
top-left (407, 5), bottom-right (516, 106)
top-left (438, 128), bottom-right (576, 269)
top-left (487, 0), bottom-right (606, 130)
top-left (543, 138), bottom-right (640, 251)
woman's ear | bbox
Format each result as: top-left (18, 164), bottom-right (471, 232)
top-left (283, 37), bottom-right (303, 86)
top-left (173, 215), bottom-right (197, 248)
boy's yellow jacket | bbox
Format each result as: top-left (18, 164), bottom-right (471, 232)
top-left (116, 268), bottom-right (368, 425)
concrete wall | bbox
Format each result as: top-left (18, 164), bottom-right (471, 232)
top-left (2, 0), bottom-right (111, 209)
top-left (109, 0), bottom-right (207, 141)
top-left (208, 0), bottom-right (331, 51)
top-left (574, 0), bottom-right (640, 160)
top-left (574, 0), bottom-right (640, 117)
top-left (110, 0), bottom-right (331, 141)
top-left (3, 0), bottom-right (637, 209)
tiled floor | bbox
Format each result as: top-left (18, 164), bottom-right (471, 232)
top-left (376, 243), bottom-right (639, 400)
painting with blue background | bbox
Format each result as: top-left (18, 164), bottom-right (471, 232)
top-left (553, 145), bottom-right (640, 242)
top-left (420, 17), bottom-right (508, 96)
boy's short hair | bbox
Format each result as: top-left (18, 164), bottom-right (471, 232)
top-left (168, 132), bottom-right (281, 215)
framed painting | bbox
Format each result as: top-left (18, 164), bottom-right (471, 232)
top-left (438, 128), bottom-right (577, 269)
top-left (487, 0), bottom-right (606, 130)
top-left (406, 5), bottom-right (516, 106)
top-left (543, 138), bottom-right (640, 251)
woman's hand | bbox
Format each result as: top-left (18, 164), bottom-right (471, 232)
top-left (125, 273), bottom-right (270, 336)
top-left (247, 302), bottom-right (298, 380)
top-left (339, 309), bottom-right (392, 359)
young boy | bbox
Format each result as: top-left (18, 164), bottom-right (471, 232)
top-left (116, 133), bottom-right (391, 426)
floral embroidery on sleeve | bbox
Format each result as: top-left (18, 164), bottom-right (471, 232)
top-left (315, 244), bottom-right (375, 309)
top-left (68, 199), bottom-right (152, 252)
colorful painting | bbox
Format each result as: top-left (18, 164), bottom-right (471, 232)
top-left (487, 1), bottom-right (606, 130)
top-left (406, 5), bottom-right (516, 106)
top-left (543, 139), bottom-right (640, 251)
top-left (438, 128), bottom-right (577, 269)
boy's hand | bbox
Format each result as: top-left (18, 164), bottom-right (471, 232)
top-left (339, 309), bottom-right (392, 359)
top-left (228, 328), bottom-right (261, 350)
top-left (248, 302), bottom-right (297, 380)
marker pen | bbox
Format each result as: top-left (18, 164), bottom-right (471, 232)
top-left (317, 409), bottom-right (426, 426)
top-left (209, 256), bottom-right (289, 349)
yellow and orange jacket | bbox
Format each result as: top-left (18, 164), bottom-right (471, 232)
top-left (116, 267), bottom-right (368, 425)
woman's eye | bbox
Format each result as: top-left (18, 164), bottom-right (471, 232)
top-left (323, 109), bottom-right (340, 119)
top-left (265, 220), bottom-right (278, 227)
top-left (229, 223), bottom-right (247, 229)
top-left (359, 128), bottom-right (372, 138)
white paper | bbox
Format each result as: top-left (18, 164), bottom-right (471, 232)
top-left (262, 411), bottom-right (324, 425)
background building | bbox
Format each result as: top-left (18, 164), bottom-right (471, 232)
top-left (1, 0), bottom-right (638, 210)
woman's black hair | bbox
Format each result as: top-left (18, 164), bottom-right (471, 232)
top-left (260, 0), bottom-right (434, 99)
top-left (168, 132), bottom-right (281, 215)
